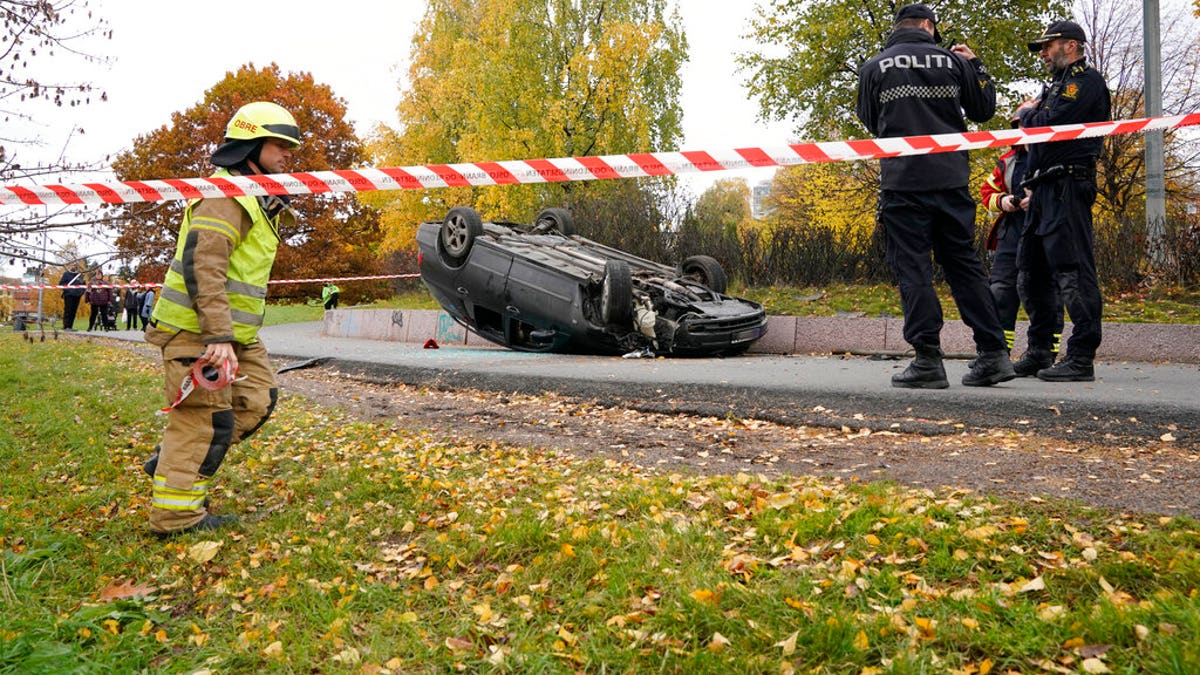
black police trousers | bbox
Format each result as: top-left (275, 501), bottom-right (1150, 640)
top-left (1018, 175), bottom-right (1103, 361)
top-left (62, 294), bottom-right (82, 329)
top-left (879, 188), bottom-right (1006, 352)
top-left (990, 214), bottom-right (1063, 352)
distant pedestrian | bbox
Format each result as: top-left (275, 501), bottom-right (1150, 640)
top-left (855, 3), bottom-right (1014, 389)
top-left (58, 264), bottom-right (86, 330)
top-left (139, 288), bottom-right (155, 331)
top-left (322, 282), bottom-right (341, 310)
top-left (85, 275), bottom-right (114, 332)
top-left (1018, 20), bottom-right (1111, 382)
top-left (123, 286), bottom-right (140, 330)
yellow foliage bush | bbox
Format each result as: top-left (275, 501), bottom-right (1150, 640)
top-left (764, 163), bottom-right (876, 254)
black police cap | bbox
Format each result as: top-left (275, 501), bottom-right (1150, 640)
top-left (894, 4), bottom-right (942, 43)
top-left (1028, 20), bottom-right (1087, 51)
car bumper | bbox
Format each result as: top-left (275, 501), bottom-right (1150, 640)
top-left (669, 314), bottom-right (768, 353)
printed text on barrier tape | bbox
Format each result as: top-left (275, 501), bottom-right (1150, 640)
top-left (3, 114), bottom-right (1197, 207)
top-left (0, 273), bottom-right (420, 292)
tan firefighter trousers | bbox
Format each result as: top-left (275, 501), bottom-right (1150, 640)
top-left (146, 327), bottom-right (277, 533)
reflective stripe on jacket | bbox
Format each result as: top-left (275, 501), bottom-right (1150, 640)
top-left (980, 147), bottom-right (1032, 251)
top-left (151, 170), bottom-right (283, 344)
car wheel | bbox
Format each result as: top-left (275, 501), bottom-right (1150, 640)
top-left (679, 255), bottom-right (728, 294)
top-left (600, 259), bottom-right (633, 327)
top-left (533, 207), bottom-right (575, 235)
top-left (440, 206), bottom-right (483, 263)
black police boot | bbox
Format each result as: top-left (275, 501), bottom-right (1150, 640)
top-left (151, 513), bottom-right (239, 540)
top-left (1037, 357), bottom-right (1095, 382)
top-left (1012, 348), bottom-right (1055, 377)
top-left (962, 349), bottom-right (1017, 386)
top-left (892, 345), bottom-right (949, 389)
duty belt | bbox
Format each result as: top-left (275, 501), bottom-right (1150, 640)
top-left (1020, 163), bottom-right (1095, 189)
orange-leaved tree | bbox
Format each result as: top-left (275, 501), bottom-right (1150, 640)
top-left (110, 64), bottom-right (385, 302)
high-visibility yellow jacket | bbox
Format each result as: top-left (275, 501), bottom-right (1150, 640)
top-left (151, 170), bottom-right (293, 344)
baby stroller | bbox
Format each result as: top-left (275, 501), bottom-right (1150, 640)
top-left (101, 304), bottom-right (119, 331)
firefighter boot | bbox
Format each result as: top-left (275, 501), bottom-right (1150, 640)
top-left (151, 514), bottom-right (239, 540)
top-left (962, 349), bottom-right (1017, 387)
top-left (1012, 348), bottom-right (1055, 377)
top-left (892, 346), bottom-right (949, 389)
top-left (142, 446), bottom-right (160, 476)
top-left (1037, 357), bottom-right (1095, 382)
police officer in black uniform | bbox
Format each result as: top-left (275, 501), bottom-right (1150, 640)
top-left (980, 109), bottom-right (1065, 375)
top-left (58, 263), bottom-right (87, 330)
top-left (1018, 20), bottom-right (1111, 382)
top-left (856, 4), bottom-right (1014, 389)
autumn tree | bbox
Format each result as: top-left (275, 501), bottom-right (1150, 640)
top-left (737, 0), bottom-right (1068, 142)
top-left (753, 162), bottom-right (883, 284)
top-left (767, 164), bottom-right (875, 243)
top-left (735, 0), bottom-right (1068, 266)
top-left (110, 64), bottom-right (385, 302)
top-left (670, 179), bottom-right (756, 283)
top-left (1078, 0), bottom-right (1200, 217)
top-left (365, 0), bottom-right (687, 253)
top-left (691, 179), bottom-right (751, 240)
top-left (1, 0), bottom-right (110, 268)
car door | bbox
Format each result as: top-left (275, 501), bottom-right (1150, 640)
top-left (504, 255), bottom-right (578, 334)
top-left (453, 241), bottom-right (514, 340)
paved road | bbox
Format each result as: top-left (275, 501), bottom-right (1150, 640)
top-left (93, 322), bottom-right (1199, 447)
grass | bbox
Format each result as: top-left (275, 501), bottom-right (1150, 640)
top-left (728, 283), bottom-right (1200, 324)
top-left (3, 333), bottom-right (1200, 672)
top-left (262, 290), bottom-right (439, 327)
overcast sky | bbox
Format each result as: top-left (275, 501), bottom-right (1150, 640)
top-left (24, 1), bottom-right (794, 181)
top-left (6, 0), bottom-right (795, 276)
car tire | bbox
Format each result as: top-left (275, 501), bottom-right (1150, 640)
top-left (440, 206), bottom-right (483, 264)
top-left (600, 259), bottom-right (633, 327)
top-left (679, 255), bottom-right (728, 294)
top-left (533, 207), bottom-right (575, 235)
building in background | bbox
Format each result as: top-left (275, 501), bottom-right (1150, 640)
top-left (750, 179), bottom-right (774, 220)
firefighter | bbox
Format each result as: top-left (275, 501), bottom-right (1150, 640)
top-left (1018, 20), bottom-right (1112, 382)
top-left (979, 108), bottom-right (1063, 375)
top-left (856, 4), bottom-right (1014, 388)
top-left (143, 102), bottom-right (300, 537)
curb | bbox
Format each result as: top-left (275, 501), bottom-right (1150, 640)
top-left (321, 309), bottom-right (1200, 364)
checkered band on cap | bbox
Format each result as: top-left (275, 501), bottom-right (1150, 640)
top-left (880, 83), bottom-right (961, 104)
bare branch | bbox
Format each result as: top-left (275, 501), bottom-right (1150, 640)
top-left (1, 0), bottom-right (111, 273)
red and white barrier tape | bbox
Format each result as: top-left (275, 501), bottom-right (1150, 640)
top-left (159, 359), bottom-right (241, 414)
top-left (0, 273), bottom-right (420, 292)
top-left (268, 273), bottom-right (419, 285)
top-left (3, 114), bottom-right (1197, 207)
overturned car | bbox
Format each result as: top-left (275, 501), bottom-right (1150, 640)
top-left (416, 206), bottom-right (767, 356)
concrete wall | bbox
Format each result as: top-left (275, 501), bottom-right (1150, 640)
top-left (323, 309), bottom-right (1200, 363)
